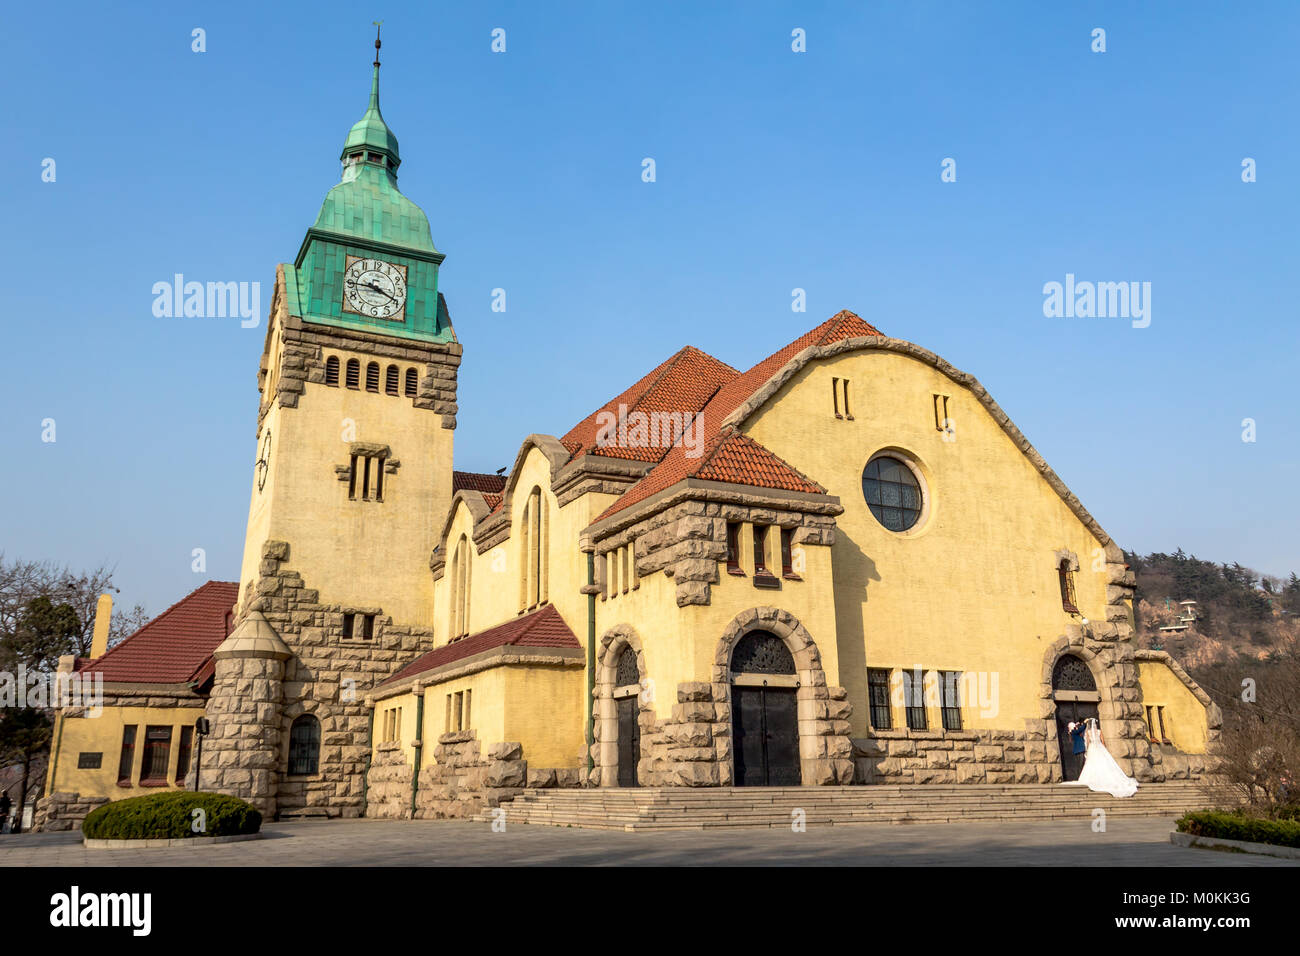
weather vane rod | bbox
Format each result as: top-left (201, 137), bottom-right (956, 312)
top-left (373, 20), bottom-right (383, 67)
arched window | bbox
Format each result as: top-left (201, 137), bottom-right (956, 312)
top-left (615, 646), bottom-right (640, 689)
top-left (365, 362), bottom-right (380, 393)
top-left (451, 535), bottom-right (471, 640)
top-left (730, 631), bottom-right (795, 675)
top-left (325, 356), bottom-right (340, 387)
top-left (287, 714), bottom-right (320, 775)
top-left (1058, 559), bottom-right (1078, 613)
top-left (519, 487), bottom-right (547, 611)
top-left (404, 368), bottom-right (418, 397)
top-left (385, 364), bottom-right (399, 395)
top-left (1052, 654), bottom-right (1096, 692)
top-left (345, 359), bottom-right (360, 389)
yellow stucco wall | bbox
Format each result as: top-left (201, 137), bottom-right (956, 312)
top-left (745, 349), bottom-right (1111, 735)
top-left (47, 705), bottom-right (206, 799)
top-left (1135, 659), bottom-right (1209, 753)
top-left (239, 326), bottom-right (453, 625)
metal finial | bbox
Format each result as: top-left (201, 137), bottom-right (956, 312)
top-left (373, 20), bottom-right (383, 66)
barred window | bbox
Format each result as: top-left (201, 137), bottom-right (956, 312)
top-left (867, 668), bottom-right (892, 730)
top-left (288, 715), bottom-right (320, 775)
top-left (939, 670), bottom-right (962, 731)
top-left (903, 669), bottom-right (928, 730)
top-left (116, 725), bottom-right (137, 785)
top-left (141, 726), bottom-right (172, 782)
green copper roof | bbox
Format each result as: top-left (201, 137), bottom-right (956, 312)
top-left (341, 63), bottom-right (400, 166)
top-left (309, 163), bottom-right (440, 254)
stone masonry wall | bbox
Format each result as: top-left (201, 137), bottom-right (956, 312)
top-left (33, 792), bottom-right (109, 833)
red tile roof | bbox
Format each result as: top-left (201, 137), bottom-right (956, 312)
top-left (561, 346), bottom-right (738, 462)
top-left (595, 311), bottom-right (883, 521)
top-left (453, 470), bottom-right (507, 495)
top-left (379, 604), bottom-right (580, 688)
top-left (78, 581), bottom-right (239, 685)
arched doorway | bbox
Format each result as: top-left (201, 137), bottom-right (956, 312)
top-left (730, 631), bottom-right (800, 786)
top-left (1052, 654), bottom-right (1100, 781)
top-left (613, 646), bottom-right (641, 787)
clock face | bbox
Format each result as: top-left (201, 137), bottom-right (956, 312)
top-left (342, 257), bottom-right (408, 320)
top-left (256, 431), bottom-right (271, 492)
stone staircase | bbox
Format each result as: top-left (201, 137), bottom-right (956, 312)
top-left (483, 781), bottom-right (1226, 830)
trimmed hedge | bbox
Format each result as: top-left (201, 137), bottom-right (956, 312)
top-left (1176, 810), bottom-right (1300, 849)
top-left (82, 791), bottom-right (262, 840)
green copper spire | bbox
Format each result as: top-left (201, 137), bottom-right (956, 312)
top-left (340, 24), bottom-right (400, 173)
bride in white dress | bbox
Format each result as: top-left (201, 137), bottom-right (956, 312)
top-left (1071, 717), bottom-right (1139, 797)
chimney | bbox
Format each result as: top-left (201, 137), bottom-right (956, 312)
top-left (90, 593), bottom-right (113, 659)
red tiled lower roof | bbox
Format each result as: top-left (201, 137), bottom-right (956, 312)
top-left (379, 604), bottom-right (580, 688)
top-left (595, 311), bottom-right (883, 520)
top-left (453, 470), bottom-right (507, 495)
top-left (78, 581), bottom-right (239, 685)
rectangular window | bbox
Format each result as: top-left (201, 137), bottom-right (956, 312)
top-left (621, 546), bottom-right (629, 595)
top-left (175, 726), bottom-right (194, 784)
top-left (780, 528), bottom-right (796, 578)
top-left (832, 377), bottom-right (842, 418)
top-left (1156, 705), bottom-right (1169, 743)
top-left (77, 752), bottom-right (102, 770)
top-left (361, 456), bottom-right (371, 500)
top-left (939, 671), bottom-right (962, 731)
top-left (629, 541), bottom-right (639, 589)
top-left (933, 393), bottom-right (949, 431)
top-left (752, 525), bottom-right (768, 573)
top-left (348, 455), bottom-right (358, 499)
top-left (445, 694), bottom-right (453, 733)
top-left (725, 522), bottom-right (743, 575)
top-left (1145, 705), bottom-right (1156, 740)
top-left (375, 456), bottom-right (385, 501)
top-left (1059, 562), bottom-right (1078, 614)
top-left (453, 692), bottom-right (464, 732)
top-left (141, 725), bottom-right (172, 783)
top-left (362, 614), bottom-right (375, 641)
top-left (117, 726), bottom-right (137, 785)
top-left (867, 669), bottom-right (892, 730)
top-left (342, 613), bottom-right (355, 641)
top-left (842, 379), bottom-right (852, 419)
top-left (463, 689), bottom-right (472, 731)
top-left (903, 670), bottom-right (928, 730)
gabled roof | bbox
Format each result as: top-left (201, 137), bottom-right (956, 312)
top-left (561, 346), bottom-right (738, 462)
top-left (378, 604), bottom-right (579, 688)
top-left (594, 311), bottom-right (883, 521)
top-left (452, 470), bottom-right (507, 495)
top-left (78, 581), bottom-right (239, 686)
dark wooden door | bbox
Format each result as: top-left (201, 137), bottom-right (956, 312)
top-left (616, 695), bottom-right (640, 787)
top-left (732, 685), bottom-right (800, 786)
top-left (1055, 700), bottom-right (1099, 781)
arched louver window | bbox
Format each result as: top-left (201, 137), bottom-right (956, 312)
top-left (385, 364), bottom-right (399, 396)
top-left (615, 647), bottom-right (640, 689)
top-left (365, 362), bottom-right (380, 393)
top-left (345, 359), bottom-right (360, 389)
top-left (404, 367), bottom-right (418, 397)
top-left (325, 356), bottom-right (340, 387)
top-left (287, 714), bottom-right (321, 775)
top-left (1052, 655), bottom-right (1096, 692)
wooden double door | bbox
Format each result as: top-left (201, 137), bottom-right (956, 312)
top-left (1054, 699), bottom-right (1099, 781)
top-left (732, 684), bottom-right (800, 786)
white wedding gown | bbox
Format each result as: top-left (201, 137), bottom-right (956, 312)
top-left (1075, 723), bottom-right (1139, 798)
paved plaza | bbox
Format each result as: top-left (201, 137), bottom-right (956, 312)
top-left (0, 816), bottom-right (1293, 866)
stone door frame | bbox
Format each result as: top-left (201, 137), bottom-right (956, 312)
top-left (593, 625), bottom-right (653, 787)
top-left (1040, 637), bottom-right (1141, 779)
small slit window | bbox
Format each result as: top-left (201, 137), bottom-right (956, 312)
top-left (1059, 559), bottom-right (1079, 614)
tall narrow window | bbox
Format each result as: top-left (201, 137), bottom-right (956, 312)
top-left (780, 528), bottom-right (796, 578)
top-left (463, 689), bottom-right (472, 730)
top-left (1156, 706), bottom-right (1169, 743)
top-left (451, 535), bottom-right (471, 639)
top-left (117, 725), bottom-right (137, 785)
top-left (629, 540), bottom-right (639, 589)
top-left (903, 670), bottom-right (928, 730)
top-left (141, 726), bottom-right (172, 783)
top-left (621, 545), bottom-right (629, 595)
top-left (933, 394), bottom-right (950, 431)
top-left (1145, 705), bottom-right (1157, 740)
top-left (348, 455), bottom-right (358, 499)
top-left (361, 456), bottom-right (371, 500)
top-left (453, 692), bottom-right (464, 732)
top-left (404, 367), bottom-right (418, 397)
top-left (325, 356), bottom-right (340, 386)
top-left (365, 362), bottom-right (380, 392)
top-left (939, 671), bottom-right (962, 731)
top-left (445, 694), bottom-right (453, 732)
top-left (288, 715), bottom-right (320, 775)
top-left (375, 456), bottom-right (385, 502)
top-left (842, 379), bottom-right (852, 419)
top-left (385, 364), bottom-right (399, 395)
top-left (175, 725), bottom-right (194, 785)
top-left (832, 377), bottom-right (842, 418)
top-left (342, 612), bottom-right (355, 641)
top-left (362, 613), bottom-right (375, 641)
top-left (1058, 559), bottom-right (1078, 613)
top-left (867, 669), bottom-right (892, 730)
top-left (345, 359), bottom-right (360, 389)
top-left (725, 522), bottom-right (743, 575)
top-left (752, 525), bottom-right (768, 572)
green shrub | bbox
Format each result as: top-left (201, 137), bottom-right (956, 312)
top-left (82, 791), bottom-right (261, 840)
top-left (1176, 810), bottom-right (1300, 849)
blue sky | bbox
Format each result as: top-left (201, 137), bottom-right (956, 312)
top-left (2, 1), bottom-right (1297, 619)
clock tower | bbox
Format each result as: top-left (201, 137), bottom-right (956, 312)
top-left (207, 33), bottom-right (459, 818)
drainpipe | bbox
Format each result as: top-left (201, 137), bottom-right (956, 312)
top-left (409, 684), bottom-right (425, 819)
top-left (360, 697), bottom-right (375, 818)
top-left (585, 551), bottom-right (596, 778)
top-left (47, 711), bottom-right (65, 795)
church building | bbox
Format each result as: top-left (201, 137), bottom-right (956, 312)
top-left (37, 43), bottom-right (1221, 828)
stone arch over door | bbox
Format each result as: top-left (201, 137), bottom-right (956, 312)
top-left (712, 607), bottom-right (854, 786)
top-left (1040, 636), bottom-right (1148, 781)
top-left (593, 625), bottom-right (654, 788)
